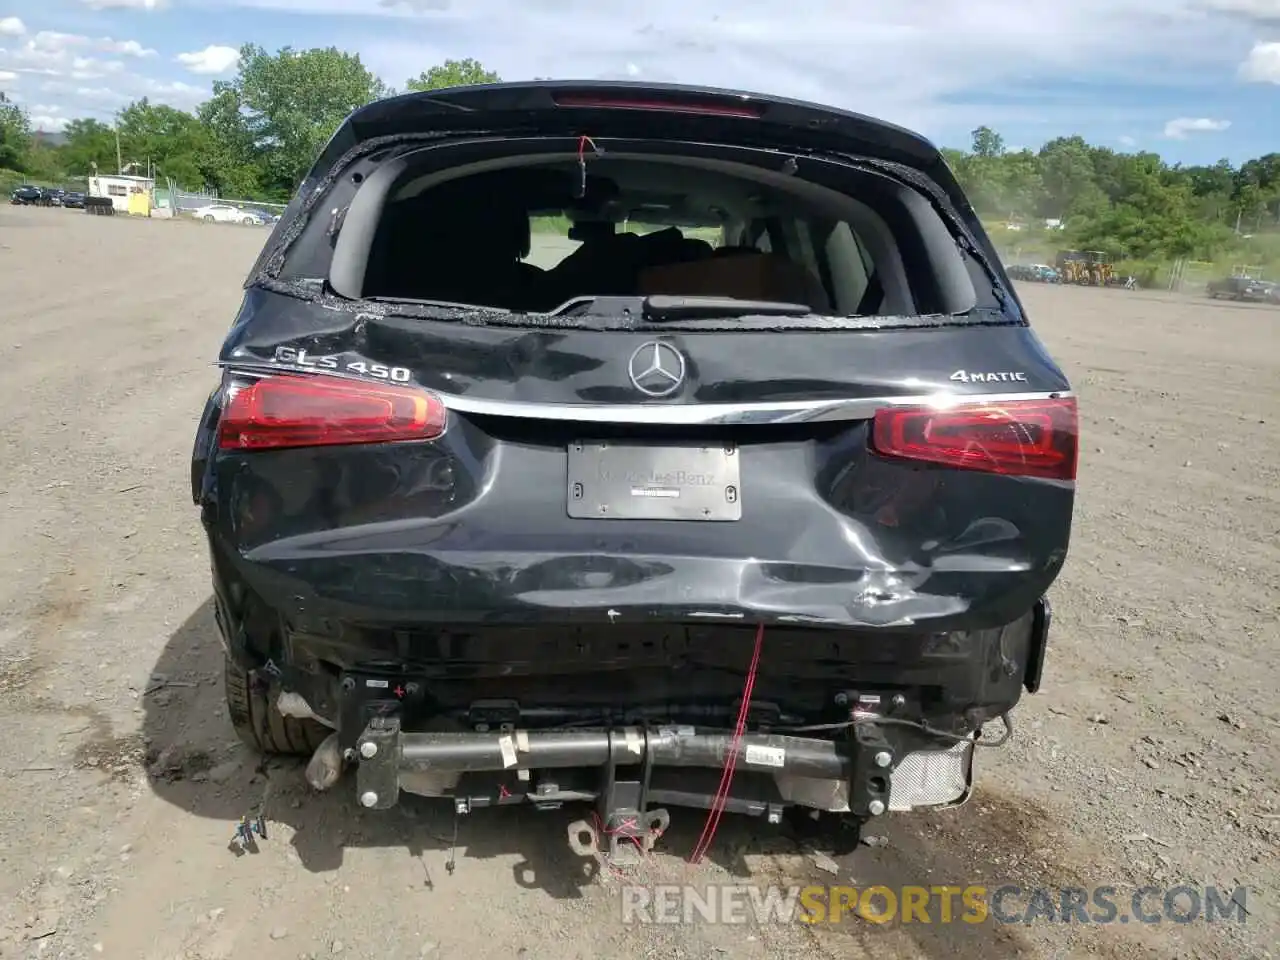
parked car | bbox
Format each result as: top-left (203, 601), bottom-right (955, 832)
top-left (9, 185), bottom-right (44, 205)
top-left (244, 207), bottom-right (280, 225)
top-left (61, 191), bottom-right (86, 209)
top-left (1206, 275), bottom-right (1272, 301)
top-left (1007, 263), bottom-right (1060, 284)
top-left (190, 80), bottom-right (1076, 855)
top-left (190, 203), bottom-right (263, 225)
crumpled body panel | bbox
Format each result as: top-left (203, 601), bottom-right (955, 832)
top-left (197, 298), bottom-right (1072, 635)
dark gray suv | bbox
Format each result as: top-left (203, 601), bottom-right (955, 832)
top-left (1207, 275), bottom-right (1273, 301)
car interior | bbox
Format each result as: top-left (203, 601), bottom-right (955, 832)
top-left (340, 155), bottom-right (980, 317)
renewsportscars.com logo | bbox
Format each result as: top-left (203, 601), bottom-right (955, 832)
top-left (619, 884), bottom-right (1250, 926)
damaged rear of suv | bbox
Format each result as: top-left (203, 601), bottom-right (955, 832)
top-left (191, 81), bottom-right (1075, 861)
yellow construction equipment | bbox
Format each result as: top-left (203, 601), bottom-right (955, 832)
top-left (1084, 250), bottom-right (1114, 286)
top-left (1055, 250), bottom-right (1086, 284)
top-left (1055, 250), bottom-right (1114, 286)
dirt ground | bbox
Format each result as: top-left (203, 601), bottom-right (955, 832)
top-left (0, 204), bottom-right (1276, 960)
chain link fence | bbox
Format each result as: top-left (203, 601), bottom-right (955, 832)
top-left (158, 177), bottom-right (286, 223)
top-left (1165, 260), bottom-right (1224, 294)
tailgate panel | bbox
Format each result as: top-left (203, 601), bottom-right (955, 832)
top-left (205, 295), bottom-right (1074, 635)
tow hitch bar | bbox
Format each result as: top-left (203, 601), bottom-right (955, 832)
top-left (567, 809), bottom-right (671, 868)
top-left (352, 713), bottom-right (904, 864)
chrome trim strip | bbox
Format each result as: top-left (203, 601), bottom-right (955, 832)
top-left (219, 362), bottom-right (1071, 425)
top-left (435, 389), bottom-right (1073, 425)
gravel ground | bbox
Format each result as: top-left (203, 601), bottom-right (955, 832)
top-left (0, 204), bottom-right (1276, 960)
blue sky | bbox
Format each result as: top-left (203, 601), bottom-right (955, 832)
top-left (1, 0), bottom-right (1278, 164)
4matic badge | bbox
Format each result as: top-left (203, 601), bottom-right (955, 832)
top-left (950, 369), bottom-right (1028, 384)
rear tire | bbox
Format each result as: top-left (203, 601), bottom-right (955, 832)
top-left (223, 655), bottom-right (330, 756)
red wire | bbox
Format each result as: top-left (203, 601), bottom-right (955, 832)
top-left (590, 809), bottom-right (650, 879)
top-left (688, 622), bottom-right (764, 865)
top-left (690, 625), bottom-right (762, 864)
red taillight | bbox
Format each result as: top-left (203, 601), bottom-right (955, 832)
top-left (217, 374), bottom-right (446, 451)
top-left (871, 397), bottom-right (1078, 480)
top-left (551, 92), bottom-right (763, 119)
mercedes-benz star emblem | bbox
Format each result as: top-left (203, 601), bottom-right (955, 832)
top-left (627, 340), bottom-right (686, 398)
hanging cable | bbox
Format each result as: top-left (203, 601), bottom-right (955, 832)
top-left (687, 622), bottom-right (764, 866)
top-left (775, 712), bottom-right (1014, 747)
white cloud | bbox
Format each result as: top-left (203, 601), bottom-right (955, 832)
top-left (1118, 134), bottom-right (1138, 146)
top-left (79, 0), bottom-right (169, 9)
top-left (1198, 0), bottom-right (1280, 20)
top-left (175, 44), bottom-right (240, 75)
top-left (75, 56), bottom-right (125, 72)
top-left (1239, 40), bottom-right (1280, 81)
top-left (0, 29), bottom-right (158, 86)
top-left (18, 31), bottom-right (154, 58)
top-left (0, 16), bottom-right (25, 36)
top-left (0, 68), bottom-right (15, 81)
top-left (142, 77), bottom-right (203, 100)
top-left (74, 85), bottom-right (122, 101)
top-left (1162, 116), bottom-right (1231, 138)
top-left (31, 31), bottom-right (84, 52)
top-left (97, 38), bottom-right (158, 58)
top-left (199, 0), bottom-right (1263, 143)
top-left (31, 114), bottom-right (69, 130)
top-left (2, 46), bottom-right (121, 80)
top-left (2, 0), bottom-right (1270, 150)
top-left (1, 20), bottom-right (207, 123)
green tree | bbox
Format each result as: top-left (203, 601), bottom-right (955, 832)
top-left (195, 87), bottom-right (263, 197)
top-left (22, 140), bottom-right (65, 181)
top-left (0, 95), bottom-right (31, 171)
top-left (1237, 153), bottom-right (1280, 227)
top-left (1037, 136), bottom-right (1104, 220)
top-left (405, 58), bottom-right (500, 92)
top-left (1072, 160), bottom-right (1212, 259)
top-left (970, 125), bottom-right (1004, 159)
top-left (117, 99), bottom-right (212, 187)
top-left (58, 118), bottom-right (117, 175)
top-left (10, 44), bottom-right (1280, 268)
top-left (211, 43), bottom-right (390, 195)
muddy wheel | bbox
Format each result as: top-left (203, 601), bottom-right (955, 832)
top-left (223, 656), bottom-right (329, 756)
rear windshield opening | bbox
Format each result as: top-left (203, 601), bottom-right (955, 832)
top-left (318, 149), bottom-right (991, 319)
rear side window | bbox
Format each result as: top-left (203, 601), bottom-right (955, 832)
top-left (311, 148), bottom-right (994, 320)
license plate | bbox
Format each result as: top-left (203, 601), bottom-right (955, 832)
top-left (566, 441), bottom-right (742, 521)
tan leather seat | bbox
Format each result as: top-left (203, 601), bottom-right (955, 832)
top-left (637, 250), bottom-right (831, 312)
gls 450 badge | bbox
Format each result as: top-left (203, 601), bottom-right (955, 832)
top-left (950, 369), bottom-right (1028, 384)
top-left (272, 345), bottom-right (412, 383)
